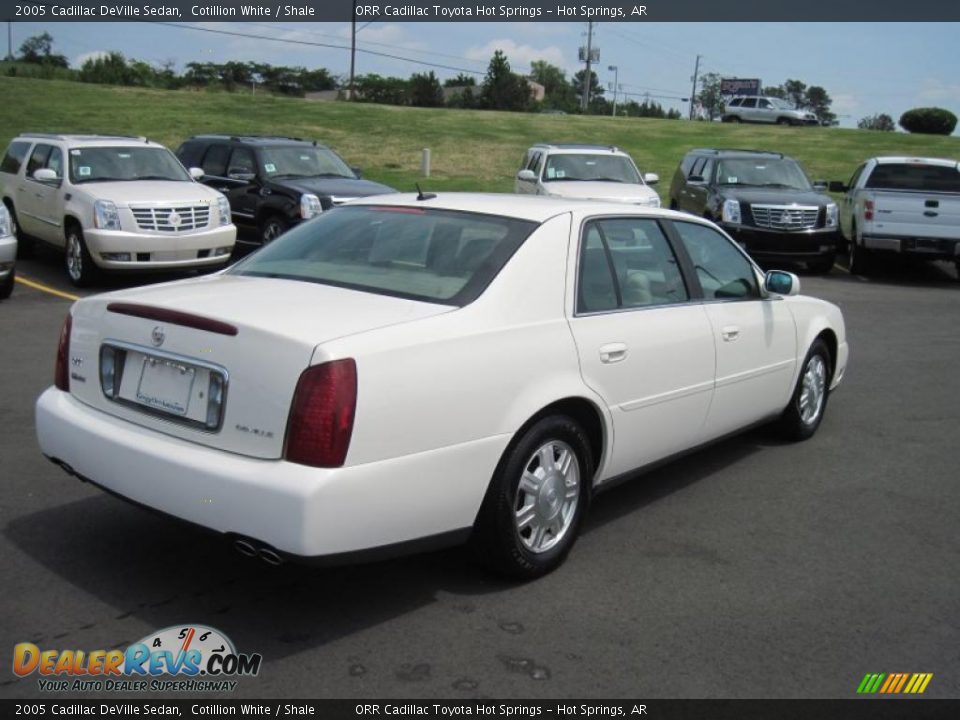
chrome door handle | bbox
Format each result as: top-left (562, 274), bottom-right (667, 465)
top-left (721, 326), bottom-right (740, 342)
top-left (599, 343), bottom-right (628, 363)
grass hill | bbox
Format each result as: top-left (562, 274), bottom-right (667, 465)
top-left (2, 76), bottom-right (958, 200)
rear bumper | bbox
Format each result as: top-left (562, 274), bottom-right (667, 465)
top-left (862, 234), bottom-right (960, 261)
top-left (85, 225), bottom-right (237, 271)
top-left (35, 388), bottom-right (505, 559)
top-left (722, 224), bottom-right (840, 260)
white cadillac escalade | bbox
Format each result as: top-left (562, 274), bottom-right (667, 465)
top-left (0, 134), bottom-right (236, 286)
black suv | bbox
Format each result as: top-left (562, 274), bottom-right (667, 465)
top-left (177, 135), bottom-right (397, 245)
top-left (668, 149), bottom-right (840, 273)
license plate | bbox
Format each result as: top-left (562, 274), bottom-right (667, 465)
top-left (135, 357), bottom-right (197, 416)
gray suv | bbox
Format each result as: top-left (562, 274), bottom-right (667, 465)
top-left (722, 96), bottom-right (819, 126)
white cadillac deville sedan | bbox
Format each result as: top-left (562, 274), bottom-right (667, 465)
top-left (36, 194), bottom-right (848, 578)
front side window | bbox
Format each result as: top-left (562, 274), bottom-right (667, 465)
top-left (577, 218), bottom-right (689, 313)
top-left (226, 148), bottom-right (256, 177)
top-left (68, 146), bottom-right (190, 184)
top-left (672, 221), bottom-right (759, 300)
top-left (26, 144), bottom-right (52, 178)
top-left (259, 146), bottom-right (354, 179)
top-left (45, 147), bottom-right (64, 178)
top-left (544, 154), bottom-right (641, 184)
top-left (231, 206), bottom-right (538, 306)
top-left (741, 98), bottom-right (757, 108)
top-left (201, 145), bottom-right (230, 177)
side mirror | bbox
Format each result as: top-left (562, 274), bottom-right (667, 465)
top-left (189, 167), bottom-right (205, 180)
top-left (812, 180), bottom-right (827, 191)
top-left (643, 172), bottom-right (659, 186)
top-left (351, 166), bottom-right (362, 178)
top-left (828, 181), bottom-right (847, 193)
top-left (33, 168), bottom-right (59, 183)
top-left (517, 169), bottom-right (537, 182)
top-left (764, 270), bottom-right (800, 296)
top-left (227, 170), bottom-right (256, 182)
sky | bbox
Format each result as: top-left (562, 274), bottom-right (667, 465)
top-left (7, 20), bottom-right (960, 132)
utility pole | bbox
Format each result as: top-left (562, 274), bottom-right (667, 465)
top-left (608, 65), bottom-right (619, 117)
top-left (689, 54), bottom-right (701, 120)
top-left (349, 1), bottom-right (357, 100)
top-left (580, 21), bottom-right (594, 112)
top-left (7, 21), bottom-right (12, 61)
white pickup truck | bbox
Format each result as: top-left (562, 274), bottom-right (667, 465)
top-left (830, 156), bottom-right (960, 275)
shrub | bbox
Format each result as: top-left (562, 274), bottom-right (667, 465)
top-left (898, 107), bottom-right (957, 135)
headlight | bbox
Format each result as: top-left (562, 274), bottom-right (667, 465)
top-left (721, 198), bottom-right (742, 224)
top-left (216, 195), bottom-right (231, 226)
top-left (825, 202), bottom-right (838, 228)
top-left (93, 200), bottom-right (121, 231)
top-left (0, 205), bottom-right (11, 237)
top-left (300, 193), bottom-right (322, 220)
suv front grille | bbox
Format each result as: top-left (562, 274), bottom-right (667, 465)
top-left (130, 205), bottom-right (211, 232)
top-left (750, 204), bottom-right (819, 231)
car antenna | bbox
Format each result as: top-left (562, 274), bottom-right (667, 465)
top-left (415, 183), bottom-right (436, 201)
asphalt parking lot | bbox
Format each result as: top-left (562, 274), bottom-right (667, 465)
top-left (1, 250), bottom-right (958, 700)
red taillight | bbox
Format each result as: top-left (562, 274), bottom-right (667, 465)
top-left (54, 313), bottom-right (72, 392)
top-left (863, 199), bottom-right (875, 221)
top-left (284, 359), bottom-right (357, 468)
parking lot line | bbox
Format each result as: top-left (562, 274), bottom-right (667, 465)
top-left (15, 276), bottom-right (80, 302)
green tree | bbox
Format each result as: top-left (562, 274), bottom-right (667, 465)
top-left (762, 85), bottom-right (786, 99)
top-left (857, 113), bottom-right (896, 131)
top-left (354, 74), bottom-right (409, 105)
top-left (530, 60), bottom-right (576, 111)
top-left (697, 72), bottom-right (724, 120)
top-left (409, 71), bottom-right (444, 107)
top-left (443, 73), bottom-right (476, 87)
top-left (79, 52), bottom-right (136, 86)
top-left (18, 32), bottom-right (68, 68)
top-left (783, 79), bottom-right (808, 109)
top-left (571, 69), bottom-right (604, 110)
top-left (480, 50), bottom-right (530, 112)
top-left (805, 86), bottom-right (835, 124)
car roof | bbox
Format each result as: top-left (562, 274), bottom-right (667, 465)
top-left (186, 135), bottom-right (322, 147)
top-left (531, 143), bottom-right (629, 156)
top-left (347, 192), bottom-right (699, 224)
top-left (16, 133), bottom-right (162, 148)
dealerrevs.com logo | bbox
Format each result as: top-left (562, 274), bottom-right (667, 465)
top-left (13, 624), bottom-right (262, 692)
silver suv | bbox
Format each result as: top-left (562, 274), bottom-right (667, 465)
top-left (722, 96), bottom-right (819, 126)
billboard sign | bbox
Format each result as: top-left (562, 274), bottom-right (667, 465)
top-left (720, 78), bottom-right (762, 96)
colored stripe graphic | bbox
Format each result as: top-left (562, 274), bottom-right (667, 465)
top-left (857, 672), bottom-right (932, 694)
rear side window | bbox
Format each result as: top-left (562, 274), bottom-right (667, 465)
top-left (1, 141), bottom-right (31, 175)
top-left (231, 206), bottom-right (538, 306)
top-left (865, 163), bottom-right (960, 193)
top-left (577, 218), bottom-right (689, 314)
top-left (741, 98), bottom-right (757, 108)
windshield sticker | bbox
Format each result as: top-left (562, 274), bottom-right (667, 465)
top-left (78, 166), bottom-right (91, 177)
top-left (726, 176), bottom-right (737, 183)
top-left (264, 163), bottom-right (277, 173)
top-left (70, 149), bottom-right (81, 156)
top-left (118, 153), bottom-right (131, 159)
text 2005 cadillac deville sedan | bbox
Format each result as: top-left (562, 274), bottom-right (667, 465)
top-left (36, 194), bottom-right (848, 578)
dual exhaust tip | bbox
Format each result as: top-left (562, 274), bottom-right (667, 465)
top-left (233, 538), bottom-right (284, 566)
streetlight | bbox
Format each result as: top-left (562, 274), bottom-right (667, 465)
top-left (608, 65), bottom-right (619, 117)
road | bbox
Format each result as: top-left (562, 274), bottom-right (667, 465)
top-left (1, 251), bottom-right (958, 699)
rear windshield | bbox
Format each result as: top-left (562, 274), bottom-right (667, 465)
top-left (230, 205), bottom-right (539, 306)
top-left (865, 163), bottom-right (960, 193)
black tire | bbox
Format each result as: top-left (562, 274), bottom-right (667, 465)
top-left (728, 116), bottom-right (741, 123)
top-left (259, 215), bottom-right (288, 245)
top-left (669, 200), bottom-right (678, 210)
top-left (471, 415), bottom-right (593, 580)
top-left (807, 253), bottom-right (836, 274)
top-left (776, 117), bottom-right (791, 126)
top-left (0, 267), bottom-right (13, 300)
top-left (776, 338), bottom-right (832, 441)
top-left (64, 223), bottom-right (98, 287)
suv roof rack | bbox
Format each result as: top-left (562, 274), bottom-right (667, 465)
top-left (18, 133), bottom-right (149, 142)
top-left (691, 148), bottom-right (784, 158)
top-left (533, 143), bottom-right (623, 153)
top-left (189, 134), bottom-right (308, 143)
